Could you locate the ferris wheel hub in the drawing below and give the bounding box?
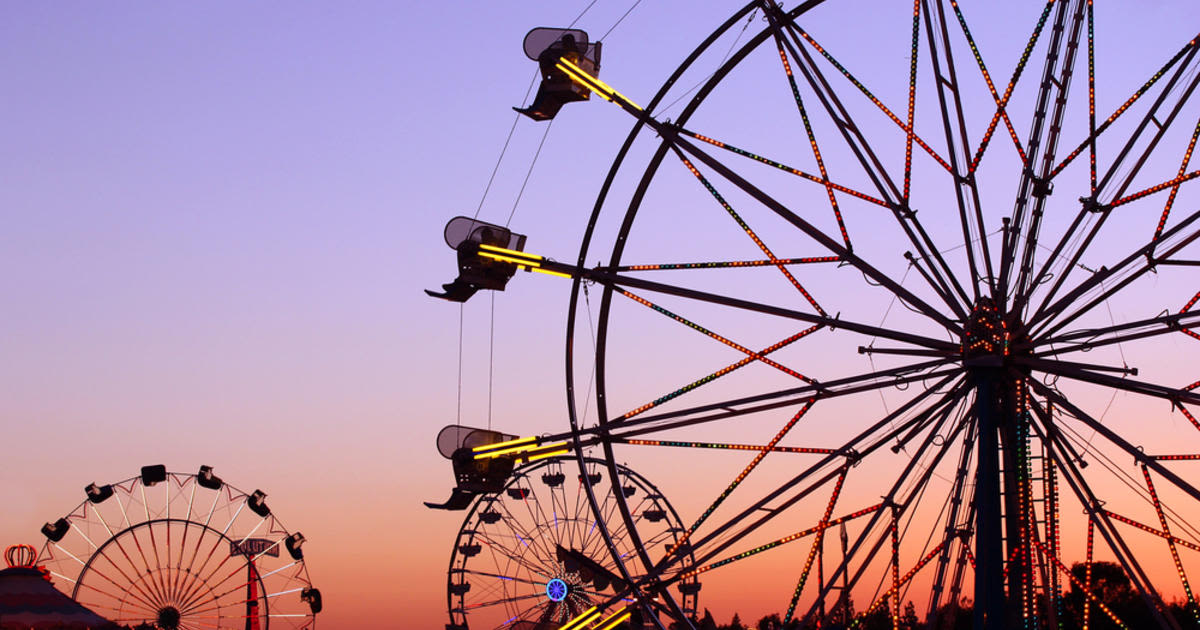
[962,298,1026,368]
[156,606,181,630]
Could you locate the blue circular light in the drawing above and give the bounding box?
[545,578,568,602]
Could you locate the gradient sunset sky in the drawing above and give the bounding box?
[5,2,1200,629]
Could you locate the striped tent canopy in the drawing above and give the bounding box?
[0,566,120,630]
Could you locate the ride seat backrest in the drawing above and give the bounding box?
[435,424,517,459]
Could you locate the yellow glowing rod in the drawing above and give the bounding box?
[527,448,571,462]
[477,250,572,279]
[559,606,601,630]
[472,436,535,453]
[595,609,633,630]
[556,58,643,111]
[474,442,540,459]
[479,243,542,261]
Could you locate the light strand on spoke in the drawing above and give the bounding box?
[1180,290,1200,341]
[903,0,920,200]
[1153,117,1200,249]
[791,26,954,174]
[614,287,816,384]
[769,37,852,249]
[622,439,834,455]
[1033,536,1128,630]
[677,503,883,580]
[953,0,1048,171]
[614,256,841,272]
[1101,510,1200,552]
[683,129,889,208]
[783,467,848,624]
[671,152,827,315]
[1109,168,1200,209]
[1085,518,1094,630]
[1086,0,1097,193]
[666,401,817,557]
[1141,464,1200,623]
[1051,35,1200,179]
[850,537,952,627]
[616,325,820,421]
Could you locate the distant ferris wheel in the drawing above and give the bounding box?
[38,465,321,630]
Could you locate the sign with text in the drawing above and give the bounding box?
[230,538,280,558]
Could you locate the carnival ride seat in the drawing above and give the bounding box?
[425,424,521,510]
[426,217,528,303]
[514,28,602,121]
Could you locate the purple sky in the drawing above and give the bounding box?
[4,2,1200,628]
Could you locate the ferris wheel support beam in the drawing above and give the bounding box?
[646,376,964,583]
[996,0,1075,304]
[925,415,977,627]
[970,370,1008,630]
[801,393,972,627]
[1012,0,1089,309]
[922,0,995,301]
[573,263,959,349]
[771,14,974,318]
[1022,205,1200,340]
[1034,309,1200,356]
[1021,40,1200,321]
[1029,401,1180,630]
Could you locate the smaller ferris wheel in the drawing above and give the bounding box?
[37,465,321,630]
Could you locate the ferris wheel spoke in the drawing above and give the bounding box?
[1029,378,1200,507]
[459,568,548,590]
[463,590,550,612]
[519,484,567,569]
[799,394,972,625]
[613,286,817,383]
[659,132,964,333]
[1026,206,1200,340]
[1036,420,1176,629]
[762,17,853,252]
[769,16,979,318]
[1048,32,1200,181]
[1028,357,1200,407]
[681,382,966,573]
[1024,186,1200,334]
[951,0,1041,172]
[675,128,889,210]
[483,510,561,579]
[666,147,828,316]
[1093,47,1200,205]
[606,362,958,450]
[1034,310,1200,357]
[613,324,821,423]
[1004,0,1088,306]
[925,414,978,619]
[485,506,559,579]
[920,0,995,301]
[177,540,250,614]
[588,266,958,349]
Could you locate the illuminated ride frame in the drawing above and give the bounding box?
[427,425,699,630]
[432,1,1200,629]
[37,465,321,630]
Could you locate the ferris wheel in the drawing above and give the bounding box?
[426,425,698,629]
[432,0,1200,628]
[37,465,321,630]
